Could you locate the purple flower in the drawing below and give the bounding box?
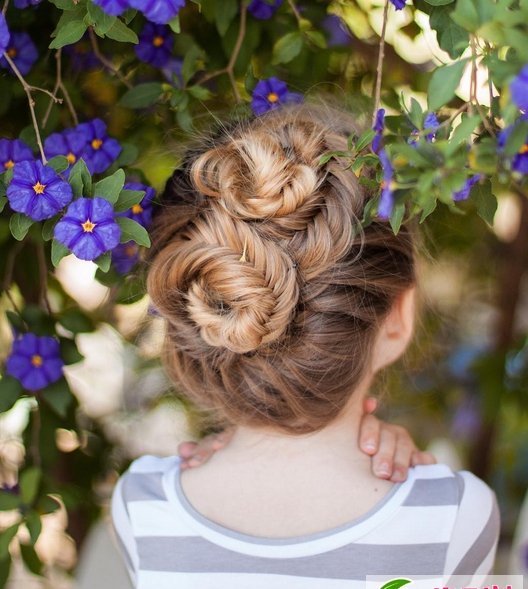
[112,241,139,274]
[77,119,122,175]
[135,23,174,68]
[129,0,186,25]
[0,31,38,76]
[378,149,394,219]
[247,0,283,19]
[54,197,121,261]
[453,174,482,201]
[498,122,528,174]
[162,57,183,87]
[92,0,129,16]
[372,108,385,154]
[6,333,64,391]
[250,77,302,115]
[424,112,439,141]
[0,139,33,171]
[0,15,10,55]
[44,127,90,178]
[117,182,155,229]
[321,15,351,48]
[14,0,42,7]
[510,65,528,113]
[7,160,73,221]
[64,35,100,71]
[389,0,406,9]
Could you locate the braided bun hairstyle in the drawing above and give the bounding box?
[147,105,416,434]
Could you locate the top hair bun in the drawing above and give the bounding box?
[191,126,321,228]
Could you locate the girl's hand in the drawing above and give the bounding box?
[178,398,436,481]
[358,398,436,482]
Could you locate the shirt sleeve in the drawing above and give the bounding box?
[443,470,500,584]
[111,474,140,587]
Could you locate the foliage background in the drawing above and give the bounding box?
[1,0,528,585]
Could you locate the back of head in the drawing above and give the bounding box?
[147,104,415,434]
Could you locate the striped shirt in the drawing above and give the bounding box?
[111,456,499,589]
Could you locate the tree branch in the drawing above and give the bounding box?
[43,49,78,128]
[287,0,303,24]
[88,27,133,89]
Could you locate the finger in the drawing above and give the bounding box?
[359,414,381,455]
[363,397,378,414]
[390,431,415,482]
[181,434,220,468]
[372,428,396,479]
[178,441,198,459]
[411,451,437,466]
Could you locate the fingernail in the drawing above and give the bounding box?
[391,469,404,481]
[376,462,391,476]
[363,439,377,452]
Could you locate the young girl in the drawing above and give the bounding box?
[111,105,499,588]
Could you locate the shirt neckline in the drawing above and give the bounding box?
[161,459,417,558]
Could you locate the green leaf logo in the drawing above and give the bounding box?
[379,579,413,589]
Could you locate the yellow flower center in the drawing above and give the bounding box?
[131,204,144,214]
[267,92,279,103]
[33,182,46,194]
[31,355,43,367]
[82,219,96,233]
[66,152,77,164]
[152,36,165,47]
[125,245,137,257]
[4,159,14,169]
[7,47,17,58]
[520,144,528,154]
[91,139,103,150]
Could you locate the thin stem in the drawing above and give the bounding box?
[43,49,78,128]
[3,53,50,164]
[30,402,42,469]
[2,0,9,15]
[373,0,390,126]
[195,4,247,102]
[469,36,495,137]
[445,102,470,128]
[287,0,303,23]
[89,27,133,89]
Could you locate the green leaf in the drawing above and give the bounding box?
[449,114,482,147]
[25,512,42,546]
[244,63,258,94]
[122,8,138,24]
[304,30,326,49]
[428,59,469,111]
[59,339,84,366]
[94,251,112,272]
[0,490,21,511]
[188,85,213,100]
[0,376,23,414]
[58,308,95,334]
[176,107,194,133]
[0,555,10,589]
[389,203,406,234]
[0,524,19,560]
[20,544,43,576]
[182,45,202,85]
[450,0,480,31]
[87,1,117,35]
[69,158,92,198]
[9,213,34,242]
[272,32,303,65]
[94,169,125,204]
[36,495,61,515]
[41,377,73,418]
[49,0,80,8]
[51,240,70,267]
[49,20,88,49]
[116,217,151,247]
[5,311,24,332]
[379,579,413,589]
[168,16,181,33]
[0,196,6,215]
[121,83,165,108]
[216,0,238,36]
[115,143,139,167]
[355,129,376,153]
[42,215,60,242]
[48,155,70,174]
[470,179,497,225]
[20,467,41,506]
[114,189,146,212]
[105,19,138,44]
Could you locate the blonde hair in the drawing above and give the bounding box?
[147,104,415,434]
